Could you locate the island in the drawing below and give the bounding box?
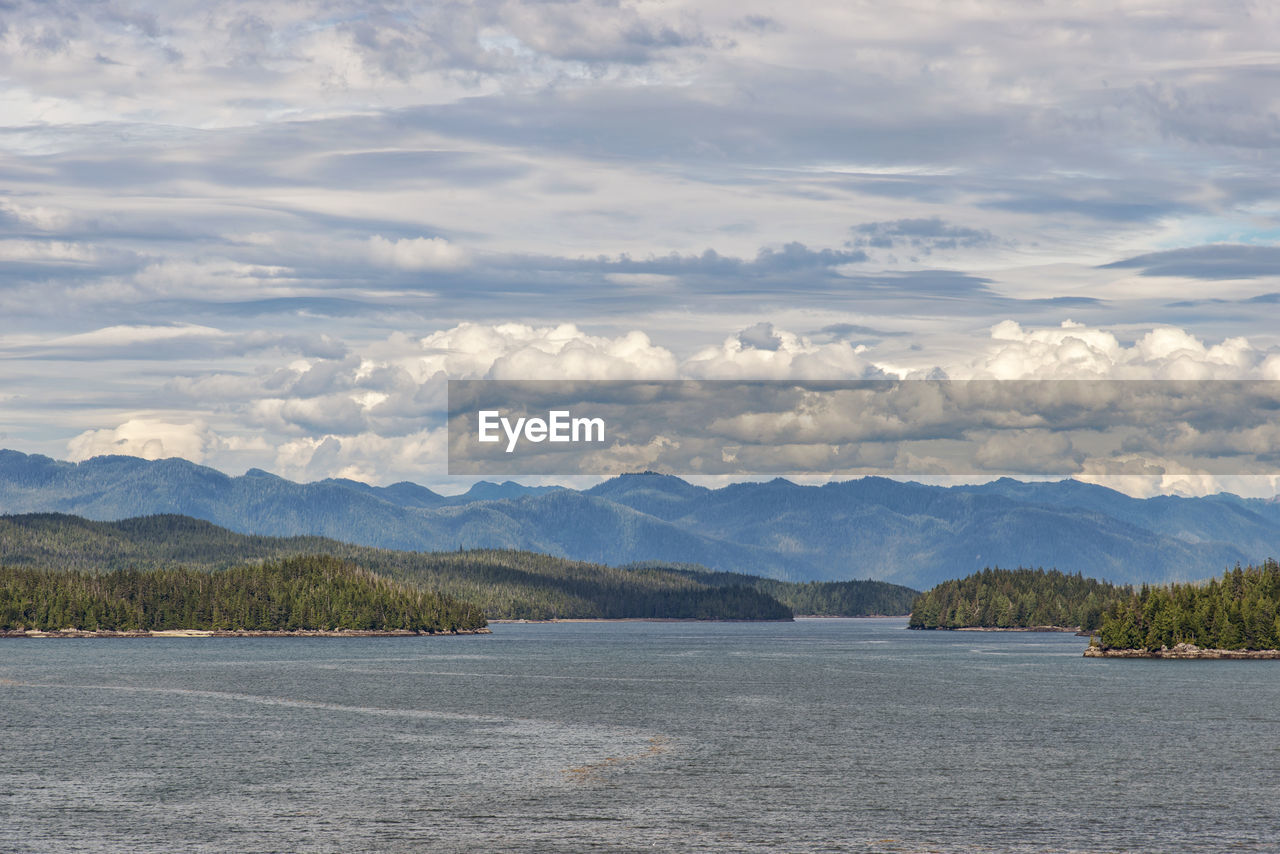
[1,555,488,636]
[1086,558,1280,658]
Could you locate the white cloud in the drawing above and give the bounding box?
[1074,457,1239,499]
[45,324,229,349]
[0,239,102,263]
[964,320,1275,380]
[603,273,680,289]
[64,319,1280,482]
[66,419,225,463]
[367,235,469,271]
[684,327,884,379]
[417,322,680,380]
[273,428,447,483]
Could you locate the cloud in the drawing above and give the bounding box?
[964,320,1275,380]
[1101,245,1280,279]
[849,217,996,253]
[817,323,909,340]
[0,324,346,361]
[424,323,680,381]
[66,419,226,463]
[603,272,679,288]
[738,321,783,351]
[273,429,446,483]
[684,326,887,380]
[367,235,469,271]
[450,371,1280,479]
[44,318,1280,494]
[973,430,1083,474]
[0,1,1275,496]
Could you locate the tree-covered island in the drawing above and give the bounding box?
[1,555,488,635]
[1086,559,1280,658]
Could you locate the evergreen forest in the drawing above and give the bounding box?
[0,555,487,633]
[630,562,918,616]
[0,512,917,622]
[908,567,1130,631]
[1096,559,1280,650]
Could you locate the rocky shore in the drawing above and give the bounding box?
[1,627,491,639]
[1084,642,1280,659]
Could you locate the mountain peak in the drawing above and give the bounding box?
[453,480,561,502]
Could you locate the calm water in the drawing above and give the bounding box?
[2,618,1278,853]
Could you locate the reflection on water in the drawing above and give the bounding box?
[2,618,1277,853]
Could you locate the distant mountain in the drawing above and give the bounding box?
[1,450,1277,588]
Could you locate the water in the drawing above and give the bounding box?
[2,618,1278,852]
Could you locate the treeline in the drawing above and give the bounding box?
[626,562,918,616]
[909,567,1129,631]
[0,555,487,633]
[1097,559,1280,651]
[0,514,793,621]
[743,578,916,617]
[367,551,792,621]
[0,513,339,573]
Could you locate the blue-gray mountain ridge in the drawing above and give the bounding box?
[1,449,1277,589]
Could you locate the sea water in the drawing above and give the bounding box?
[2,618,1277,852]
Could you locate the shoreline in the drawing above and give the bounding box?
[911,625,1086,634]
[793,614,908,619]
[486,615,906,624]
[1084,642,1280,659]
[486,617,796,624]
[0,627,491,639]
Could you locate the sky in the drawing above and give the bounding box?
[2,0,1279,496]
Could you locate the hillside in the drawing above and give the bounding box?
[629,562,917,616]
[3,450,1279,587]
[0,513,811,621]
[909,567,1131,631]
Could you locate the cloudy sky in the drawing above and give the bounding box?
[2,0,1279,494]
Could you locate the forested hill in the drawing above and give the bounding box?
[909,567,1132,631]
[5,450,1280,588]
[1,555,487,634]
[0,513,816,621]
[627,562,917,616]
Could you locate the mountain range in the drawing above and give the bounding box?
[1,449,1277,588]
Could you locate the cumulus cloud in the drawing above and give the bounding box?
[738,321,783,351]
[441,319,1280,485]
[965,320,1274,380]
[684,326,887,380]
[367,236,468,271]
[418,323,680,381]
[1072,458,1258,499]
[46,318,1280,494]
[66,419,227,463]
[273,428,447,484]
